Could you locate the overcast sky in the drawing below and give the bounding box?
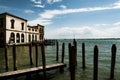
[1,0,120,39]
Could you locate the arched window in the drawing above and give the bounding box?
[11,19,15,29]
[32,34,34,42]
[35,35,37,41]
[28,34,31,42]
[21,34,24,42]
[16,33,20,43]
[10,32,15,43]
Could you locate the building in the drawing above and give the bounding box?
[0,12,44,46]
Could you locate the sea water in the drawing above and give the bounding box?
[46,39,120,80]
[0,39,120,80]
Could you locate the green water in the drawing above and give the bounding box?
[0,39,120,80]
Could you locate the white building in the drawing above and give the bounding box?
[0,12,44,46]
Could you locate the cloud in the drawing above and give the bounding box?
[38,0,120,20]
[45,22,120,39]
[24,10,35,13]
[29,0,120,26]
[60,5,67,9]
[31,0,42,4]
[34,4,45,8]
[47,0,62,4]
[31,0,45,8]
[28,18,52,26]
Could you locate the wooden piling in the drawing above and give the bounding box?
[68,43,71,70]
[12,44,17,71]
[61,43,65,63]
[60,43,65,73]
[56,41,59,61]
[93,45,98,80]
[110,44,117,80]
[35,44,38,67]
[41,43,47,80]
[4,45,8,71]
[82,43,86,69]
[73,39,77,66]
[29,43,33,66]
[70,46,76,80]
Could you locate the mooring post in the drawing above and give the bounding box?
[68,43,71,70]
[110,44,117,80]
[73,39,77,66]
[70,46,76,80]
[29,43,33,66]
[82,43,86,70]
[61,43,65,63]
[56,41,59,61]
[41,43,47,80]
[12,44,17,71]
[4,44,8,71]
[93,45,99,80]
[35,44,38,67]
[59,43,65,73]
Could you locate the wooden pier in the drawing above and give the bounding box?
[0,63,66,79]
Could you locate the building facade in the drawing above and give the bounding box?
[0,12,44,45]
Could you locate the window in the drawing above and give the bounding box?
[21,34,24,42]
[16,33,20,43]
[11,19,15,29]
[35,35,37,41]
[32,34,34,41]
[28,28,31,31]
[0,18,3,27]
[28,34,31,42]
[21,22,24,30]
[32,28,34,31]
[10,33,15,43]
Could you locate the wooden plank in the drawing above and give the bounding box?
[0,63,66,79]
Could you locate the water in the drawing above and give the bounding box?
[0,39,120,80]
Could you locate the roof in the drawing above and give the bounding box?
[0,12,27,22]
[27,24,44,28]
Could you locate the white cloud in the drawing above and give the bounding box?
[31,0,42,4]
[45,22,120,39]
[24,10,35,13]
[31,0,45,8]
[39,0,120,19]
[34,4,45,8]
[60,5,67,9]
[47,0,62,4]
[28,18,52,26]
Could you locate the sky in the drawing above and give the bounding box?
[0,0,120,39]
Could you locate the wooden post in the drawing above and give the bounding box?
[29,43,33,66]
[73,39,77,66]
[61,43,65,63]
[56,41,59,61]
[82,43,86,69]
[4,45,8,71]
[12,44,17,71]
[59,43,65,73]
[93,45,99,80]
[41,43,47,80]
[70,46,76,80]
[35,44,38,67]
[110,44,117,80]
[68,43,71,70]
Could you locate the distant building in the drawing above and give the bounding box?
[0,12,44,46]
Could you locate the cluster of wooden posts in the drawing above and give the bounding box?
[0,39,118,80]
[0,43,66,80]
[56,39,117,80]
